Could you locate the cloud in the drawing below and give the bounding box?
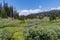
[17,5,43,15]
[18,9,43,15]
[51,7,60,10]
[18,6,60,15]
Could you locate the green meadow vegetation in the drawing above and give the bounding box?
[25,17,60,40]
[0,17,60,40]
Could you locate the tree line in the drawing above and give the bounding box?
[0,2,19,19]
[0,2,58,21]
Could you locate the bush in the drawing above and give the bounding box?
[1,29,13,40]
[49,13,56,21]
[25,26,60,40]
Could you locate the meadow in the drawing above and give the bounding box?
[0,17,60,40]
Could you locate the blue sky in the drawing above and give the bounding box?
[0,0,60,15]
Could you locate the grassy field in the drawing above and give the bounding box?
[0,17,60,40]
[0,19,29,40]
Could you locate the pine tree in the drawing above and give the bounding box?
[0,3,2,17]
[2,2,8,18]
[9,6,14,18]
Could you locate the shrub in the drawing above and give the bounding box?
[49,13,56,21]
[1,29,14,40]
[25,26,60,40]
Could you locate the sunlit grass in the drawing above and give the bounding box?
[0,17,60,40]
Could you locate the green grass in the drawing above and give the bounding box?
[0,19,29,40]
[0,17,60,40]
[0,27,25,40]
[5,27,25,40]
[0,18,31,27]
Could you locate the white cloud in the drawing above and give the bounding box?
[51,7,60,10]
[18,9,43,15]
[17,6,60,15]
[17,5,43,15]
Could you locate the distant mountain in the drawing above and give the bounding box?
[26,10,60,18]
